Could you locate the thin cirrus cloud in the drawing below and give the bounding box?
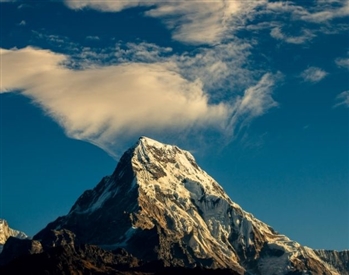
[270,27,315,44]
[334,91,349,108]
[265,0,349,23]
[300,67,328,83]
[1,47,278,157]
[115,40,253,97]
[335,57,349,69]
[298,0,349,22]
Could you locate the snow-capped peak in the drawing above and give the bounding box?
[34,137,347,274]
[0,219,28,253]
[133,136,227,198]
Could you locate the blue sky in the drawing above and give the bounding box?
[0,0,348,250]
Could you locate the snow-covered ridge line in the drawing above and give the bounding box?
[130,137,346,274]
[32,136,349,275]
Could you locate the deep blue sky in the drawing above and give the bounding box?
[1,0,348,250]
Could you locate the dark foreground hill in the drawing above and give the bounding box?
[0,229,239,275]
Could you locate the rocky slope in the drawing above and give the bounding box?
[0,219,27,253]
[0,228,239,275]
[27,137,349,274]
[314,250,349,275]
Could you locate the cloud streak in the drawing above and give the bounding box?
[227,73,279,136]
[298,0,349,22]
[1,47,277,157]
[265,0,349,23]
[334,91,349,108]
[270,27,315,44]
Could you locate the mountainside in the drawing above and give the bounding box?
[27,137,349,275]
[1,228,240,275]
[0,219,27,253]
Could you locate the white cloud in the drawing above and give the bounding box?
[270,27,315,44]
[176,42,253,94]
[239,73,278,118]
[62,0,348,45]
[265,1,304,14]
[144,1,252,45]
[1,47,278,157]
[298,0,349,22]
[18,20,26,26]
[334,91,349,108]
[115,42,172,63]
[335,57,349,69]
[266,0,349,23]
[300,67,328,83]
[115,40,253,97]
[63,0,266,45]
[63,1,148,12]
[227,73,279,135]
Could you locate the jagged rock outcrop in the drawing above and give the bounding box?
[0,228,239,275]
[0,236,43,266]
[30,137,349,274]
[314,250,349,275]
[0,229,77,266]
[0,219,27,253]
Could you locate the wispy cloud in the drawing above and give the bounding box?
[270,27,315,44]
[265,0,349,22]
[115,42,173,63]
[144,1,266,45]
[1,47,278,157]
[63,0,266,45]
[63,1,147,12]
[62,0,348,46]
[335,56,349,69]
[86,36,100,41]
[115,40,253,98]
[334,91,349,108]
[300,67,328,83]
[297,0,349,22]
[227,73,279,135]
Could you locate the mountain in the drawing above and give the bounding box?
[0,219,27,253]
[0,228,240,275]
[0,228,140,274]
[11,137,349,274]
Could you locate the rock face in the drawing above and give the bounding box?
[0,236,43,266]
[0,227,139,274]
[34,137,348,275]
[0,219,27,253]
[0,228,239,275]
[315,250,349,275]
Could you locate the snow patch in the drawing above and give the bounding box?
[0,218,28,247]
[116,227,137,247]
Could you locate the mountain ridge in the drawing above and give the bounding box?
[0,219,28,253]
[5,137,349,274]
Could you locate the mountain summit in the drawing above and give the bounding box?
[34,137,348,275]
[0,219,27,253]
